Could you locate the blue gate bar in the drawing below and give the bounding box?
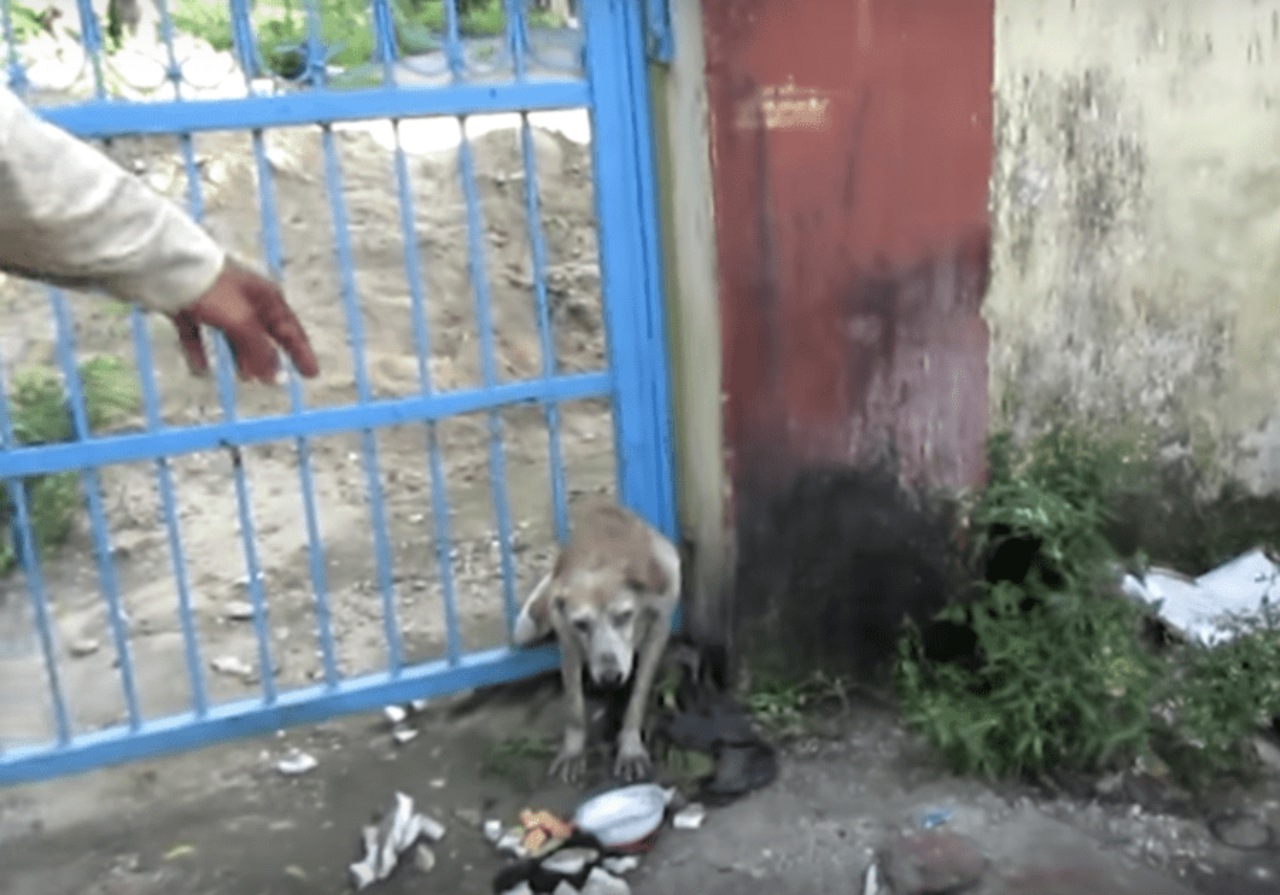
[443,0,466,78]
[519,114,570,545]
[128,304,208,717]
[0,372,610,480]
[581,0,677,538]
[505,0,529,80]
[319,125,404,673]
[0,642,560,786]
[245,130,341,687]
[390,119,464,665]
[71,0,106,99]
[0,349,72,746]
[50,292,143,730]
[370,0,399,86]
[32,81,589,140]
[457,123,519,640]
[0,0,678,787]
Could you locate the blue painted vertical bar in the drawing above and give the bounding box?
[153,0,187,99]
[48,291,142,729]
[127,305,207,716]
[370,0,399,85]
[248,130,340,687]
[390,121,463,665]
[178,131,277,706]
[227,0,261,89]
[443,0,465,78]
[71,0,106,98]
[505,0,527,80]
[456,126,519,639]
[318,125,403,673]
[0,350,71,744]
[518,115,569,545]
[579,0,677,538]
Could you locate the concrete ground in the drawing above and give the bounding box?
[2,674,1279,895]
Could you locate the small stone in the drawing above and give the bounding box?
[1209,813,1273,850]
[225,600,256,620]
[275,750,318,776]
[484,819,504,843]
[501,884,534,895]
[391,725,418,745]
[553,882,580,895]
[879,831,986,895]
[543,847,598,877]
[414,844,436,873]
[384,705,408,725]
[428,777,446,788]
[1253,736,1280,775]
[602,855,639,875]
[69,638,100,658]
[211,656,253,679]
[581,867,630,895]
[672,803,705,830]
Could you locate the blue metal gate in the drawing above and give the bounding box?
[0,0,675,786]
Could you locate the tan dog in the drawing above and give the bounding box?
[514,502,680,783]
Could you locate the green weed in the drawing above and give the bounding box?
[480,733,556,790]
[0,356,140,574]
[746,671,850,740]
[169,0,564,79]
[895,424,1280,790]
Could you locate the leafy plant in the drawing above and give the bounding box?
[0,356,140,574]
[746,671,850,740]
[6,2,51,43]
[896,423,1280,790]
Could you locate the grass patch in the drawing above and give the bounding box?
[480,733,557,791]
[169,0,564,79]
[894,425,1280,792]
[0,356,139,574]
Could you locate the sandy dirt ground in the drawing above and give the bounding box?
[0,106,615,747]
[3,682,1280,895]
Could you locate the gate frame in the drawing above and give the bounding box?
[0,0,678,786]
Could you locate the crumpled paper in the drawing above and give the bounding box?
[350,791,446,890]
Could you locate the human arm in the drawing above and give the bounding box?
[0,87,317,382]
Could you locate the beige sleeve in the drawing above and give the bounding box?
[0,87,226,314]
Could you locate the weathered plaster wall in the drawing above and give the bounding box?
[989,0,1280,488]
[650,0,731,648]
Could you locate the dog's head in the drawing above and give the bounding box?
[551,566,645,687]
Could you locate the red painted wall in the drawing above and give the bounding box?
[703,0,993,498]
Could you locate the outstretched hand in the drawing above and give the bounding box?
[172,260,319,384]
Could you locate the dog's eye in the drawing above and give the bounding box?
[572,618,591,634]
[612,610,634,627]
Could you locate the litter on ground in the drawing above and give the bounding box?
[1121,546,1280,646]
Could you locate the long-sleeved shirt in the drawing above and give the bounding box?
[0,86,225,315]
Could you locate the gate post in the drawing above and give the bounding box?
[580,0,678,539]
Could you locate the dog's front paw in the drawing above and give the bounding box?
[549,748,587,783]
[613,729,653,782]
[549,727,588,783]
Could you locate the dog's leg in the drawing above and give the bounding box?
[614,608,674,781]
[549,638,588,783]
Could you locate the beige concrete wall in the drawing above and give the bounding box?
[988,0,1280,489]
[650,0,731,646]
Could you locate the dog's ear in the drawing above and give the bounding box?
[625,552,669,596]
[513,574,556,646]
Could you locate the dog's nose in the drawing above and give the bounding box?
[597,668,623,686]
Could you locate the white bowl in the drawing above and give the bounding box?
[572,784,668,848]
